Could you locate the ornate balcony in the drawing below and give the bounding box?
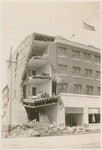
[23,95,60,108]
[27,55,48,68]
[23,74,52,85]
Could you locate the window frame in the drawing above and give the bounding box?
[58,64,67,75]
[58,47,67,58]
[72,50,80,60]
[86,86,93,95]
[58,83,68,93]
[85,69,92,78]
[97,87,101,96]
[74,84,82,94]
[88,108,100,124]
[94,55,100,64]
[96,71,100,79]
[84,53,92,62]
[73,66,81,77]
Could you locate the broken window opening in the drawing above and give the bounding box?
[32,87,36,96]
[34,35,54,42]
[89,113,100,123]
[52,81,57,95]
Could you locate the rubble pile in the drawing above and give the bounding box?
[2,121,100,138]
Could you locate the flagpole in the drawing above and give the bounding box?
[69,5,100,40]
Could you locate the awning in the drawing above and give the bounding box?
[88,108,100,114]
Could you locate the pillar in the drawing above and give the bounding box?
[57,104,65,125]
[83,107,89,125]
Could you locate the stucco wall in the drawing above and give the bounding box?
[61,93,100,108]
[61,93,100,125]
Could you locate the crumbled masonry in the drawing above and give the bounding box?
[2,120,100,138]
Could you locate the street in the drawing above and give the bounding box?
[1,133,100,149]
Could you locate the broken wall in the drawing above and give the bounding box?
[3,34,34,127]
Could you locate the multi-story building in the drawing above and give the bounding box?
[2,32,101,128]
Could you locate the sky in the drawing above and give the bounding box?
[0,1,101,89]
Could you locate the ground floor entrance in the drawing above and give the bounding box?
[65,113,83,126]
[65,107,83,126]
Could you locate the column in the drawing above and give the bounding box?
[57,104,65,125]
[83,107,89,125]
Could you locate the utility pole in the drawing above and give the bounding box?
[6,47,16,133]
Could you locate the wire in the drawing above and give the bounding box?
[69,5,100,40]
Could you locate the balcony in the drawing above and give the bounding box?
[23,95,60,108]
[23,74,52,85]
[27,54,48,68]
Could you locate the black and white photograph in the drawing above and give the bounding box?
[0,0,101,149]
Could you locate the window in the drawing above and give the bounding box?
[73,67,81,76]
[96,71,100,79]
[58,83,68,93]
[97,87,101,96]
[95,55,100,64]
[58,65,67,74]
[28,69,36,77]
[74,84,82,94]
[88,109,100,123]
[58,47,67,57]
[85,69,92,78]
[72,50,80,59]
[84,53,91,62]
[86,86,93,95]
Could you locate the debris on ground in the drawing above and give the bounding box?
[2,120,100,138]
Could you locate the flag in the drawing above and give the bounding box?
[83,21,96,31]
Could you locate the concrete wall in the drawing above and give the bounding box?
[47,43,57,73]
[38,80,52,96]
[57,105,65,125]
[3,35,33,126]
[39,111,50,124]
[61,93,100,108]
[46,104,59,123]
[38,63,51,76]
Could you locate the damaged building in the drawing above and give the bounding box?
[2,32,101,129]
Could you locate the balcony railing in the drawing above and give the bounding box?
[23,74,52,85]
[23,95,60,108]
[27,54,48,68]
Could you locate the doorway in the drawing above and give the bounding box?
[65,113,83,126]
[32,87,36,96]
[52,81,57,95]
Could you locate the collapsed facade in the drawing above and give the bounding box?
[2,33,101,128]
